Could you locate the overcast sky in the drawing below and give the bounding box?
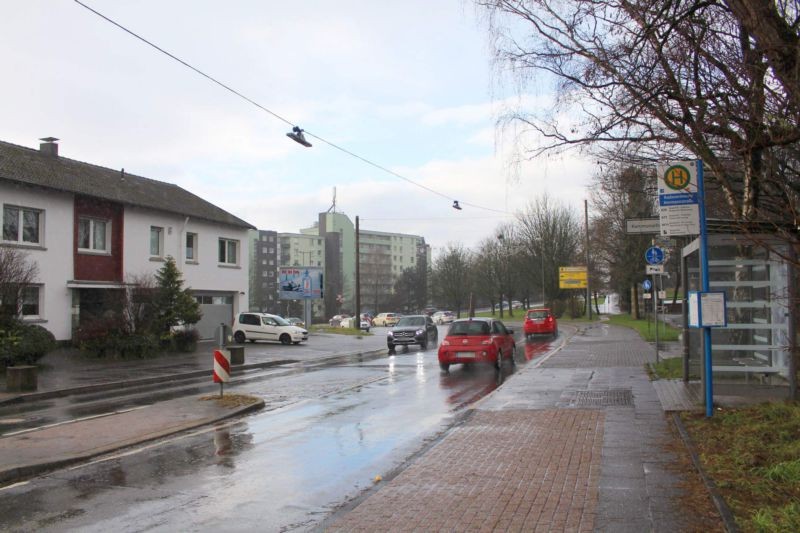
[1,0,592,252]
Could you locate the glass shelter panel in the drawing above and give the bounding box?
[684,236,790,383]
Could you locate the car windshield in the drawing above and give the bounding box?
[396,316,425,327]
[267,316,290,326]
[527,311,549,319]
[448,321,491,336]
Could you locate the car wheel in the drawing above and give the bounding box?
[554,328,558,337]
[439,362,450,372]
[234,331,246,344]
[420,339,428,350]
[280,334,291,345]
[495,350,503,370]
[510,345,517,366]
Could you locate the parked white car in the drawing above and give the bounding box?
[432,311,455,325]
[233,312,308,345]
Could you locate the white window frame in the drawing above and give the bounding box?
[186,232,198,262]
[149,226,164,258]
[78,217,111,254]
[2,205,43,245]
[21,285,42,320]
[218,238,239,265]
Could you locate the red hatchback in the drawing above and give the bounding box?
[523,308,558,339]
[437,318,517,372]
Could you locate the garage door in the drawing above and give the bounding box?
[194,294,234,340]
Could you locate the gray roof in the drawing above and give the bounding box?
[0,140,255,229]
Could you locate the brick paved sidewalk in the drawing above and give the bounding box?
[329,409,604,532]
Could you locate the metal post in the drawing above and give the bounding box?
[653,273,659,363]
[355,216,361,327]
[788,244,797,400]
[681,249,690,382]
[585,199,592,319]
[696,160,714,417]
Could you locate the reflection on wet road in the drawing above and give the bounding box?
[0,335,559,532]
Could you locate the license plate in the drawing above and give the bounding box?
[456,352,475,358]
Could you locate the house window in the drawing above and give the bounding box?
[3,205,42,245]
[150,226,164,257]
[218,238,238,265]
[186,232,198,261]
[78,217,109,252]
[21,286,41,319]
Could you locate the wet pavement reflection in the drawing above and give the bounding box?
[0,336,560,532]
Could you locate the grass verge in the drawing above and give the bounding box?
[681,402,800,532]
[607,313,681,342]
[310,325,372,336]
[650,356,685,379]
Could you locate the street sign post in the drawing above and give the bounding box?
[625,218,661,234]
[559,266,587,289]
[657,161,700,236]
[645,246,665,265]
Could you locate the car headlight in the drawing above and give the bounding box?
[415,329,424,335]
[387,331,394,337]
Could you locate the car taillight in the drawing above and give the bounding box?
[481,339,491,345]
[442,339,450,346]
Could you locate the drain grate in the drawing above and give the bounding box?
[572,389,634,407]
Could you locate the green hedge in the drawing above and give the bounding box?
[0,322,56,368]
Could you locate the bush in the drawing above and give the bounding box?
[0,322,56,368]
[165,328,199,353]
[79,332,158,359]
[74,316,159,359]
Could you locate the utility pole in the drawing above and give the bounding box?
[585,199,592,319]
[355,216,361,327]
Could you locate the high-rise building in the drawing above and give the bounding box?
[249,211,430,322]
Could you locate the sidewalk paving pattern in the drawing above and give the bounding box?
[327,323,717,532]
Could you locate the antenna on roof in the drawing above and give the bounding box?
[327,187,337,213]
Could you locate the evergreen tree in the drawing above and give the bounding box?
[153,256,202,333]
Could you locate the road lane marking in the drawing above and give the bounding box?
[2,405,150,437]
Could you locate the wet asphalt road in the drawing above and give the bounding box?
[0,334,560,532]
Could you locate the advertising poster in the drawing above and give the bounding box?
[278,267,324,300]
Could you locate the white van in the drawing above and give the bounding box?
[232,313,308,345]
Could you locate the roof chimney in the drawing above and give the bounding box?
[39,137,59,157]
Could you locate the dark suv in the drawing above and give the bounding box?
[388,315,438,352]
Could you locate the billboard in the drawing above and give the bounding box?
[559,266,588,289]
[278,267,324,300]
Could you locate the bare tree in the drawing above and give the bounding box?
[515,195,582,311]
[0,247,39,323]
[477,0,800,223]
[432,244,473,317]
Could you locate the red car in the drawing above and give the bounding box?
[437,318,517,372]
[523,308,558,339]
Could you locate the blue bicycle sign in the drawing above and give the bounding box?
[645,246,665,265]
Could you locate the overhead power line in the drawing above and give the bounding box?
[73,0,512,215]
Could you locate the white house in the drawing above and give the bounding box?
[0,138,254,340]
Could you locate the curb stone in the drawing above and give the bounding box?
[671,412,740,533]
[0,397,265,486]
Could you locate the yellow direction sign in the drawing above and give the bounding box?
[559,266,587,289]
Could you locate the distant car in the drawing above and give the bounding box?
[360,313,373,326]
[360,318,371,332]
[432,311,455,325]
[285,317,305,328]
[437,318,516,372]
[523,308,557,338]
[373,312,400,327]
[388,315,438,352]
[233,312,308,345]
[329,314,350,327]
[512,300,523,309]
